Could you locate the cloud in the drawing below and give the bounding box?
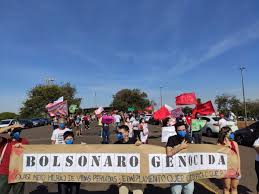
[169,22,259,76]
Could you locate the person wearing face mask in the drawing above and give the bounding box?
[166,121,193,194]
[57,131,81,194]
[114,125,143,194]
[114,125,138,144]
[0,125,29,194]
[139,118,149,144]
[124,117,133,138]
[161,117,177,143]
[217,127,241,194]
[51,120,72,144]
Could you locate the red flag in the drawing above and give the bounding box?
[145,106,153,111]
[154,106,171,120]
[175,93,197,105]
[192,101,215,117]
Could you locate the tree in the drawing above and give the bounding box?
[215,94,241,115]
[246,99,259,118]
[110,89,151,112]
[0,112,19,120]
[20,83,81,118]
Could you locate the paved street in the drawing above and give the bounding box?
[4,122,257,194]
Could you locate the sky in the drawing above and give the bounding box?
[1,0,259,113]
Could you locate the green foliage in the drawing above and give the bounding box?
[215,94,242,115]
[20,83,81,118]
[215,94,246,115]
[0,112,19,120]
[246,99,259,118]
[111,89,151,112]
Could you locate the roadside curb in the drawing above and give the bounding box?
[196,180,218,194]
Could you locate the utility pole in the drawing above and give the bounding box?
[160,86,163,108]
[240,66,248,127]
[94,91,97,108]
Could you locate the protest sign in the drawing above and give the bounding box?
[171,108,184,118]
[95,107,104,115]
[9,144,238,184]
[161,126,177,143]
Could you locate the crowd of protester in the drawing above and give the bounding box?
[1,109,258,194]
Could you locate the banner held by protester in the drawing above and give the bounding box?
[9,144,238,184]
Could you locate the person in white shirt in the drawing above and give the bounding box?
[254,137,259,194]
[114,113,122,130]
[139,118,149,144]
[51,120,72,144]
[219,114,228,130]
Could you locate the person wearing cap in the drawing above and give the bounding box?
[51,119,72,144]
[0,125,29,194]
[58,131,80,194]
[166,121,193,194]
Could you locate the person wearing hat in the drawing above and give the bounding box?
[166,121,194,194]
[58,131,81,194]
[0,124,29,194]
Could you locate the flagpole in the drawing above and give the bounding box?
[240,66,248,127]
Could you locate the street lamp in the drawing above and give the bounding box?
[240,66,248,127]
[160,86,163,108]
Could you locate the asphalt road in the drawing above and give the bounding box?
[3,122,257,194]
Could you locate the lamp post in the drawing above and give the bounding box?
[240,66,248,127]
[160,86,163,108]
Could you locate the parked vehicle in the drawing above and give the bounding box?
[148,116,160,125]
[0,119,18,128]
[18,119,33,128]
[234,121,259,146]
[39,118,51,125]
[31,118,45,127]
[42,118,51,125]
[200,116,238,137]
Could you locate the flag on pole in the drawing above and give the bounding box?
[154,105,171,120]
[145,106,153,111]
[176,93,197,105]
[192,100,215,117]
[46,100,68,117]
